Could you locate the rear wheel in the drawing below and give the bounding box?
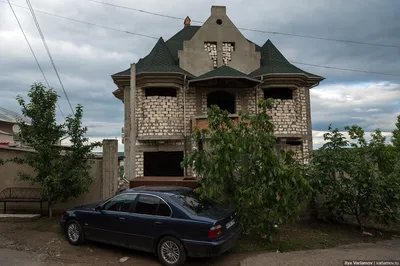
[157,236,187,266]
[66,220,85,245]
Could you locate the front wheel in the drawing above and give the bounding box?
[66,220,85,245]
[157,236,187,266]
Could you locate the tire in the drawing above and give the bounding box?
[66,220,85,245]
[157,236,187,266]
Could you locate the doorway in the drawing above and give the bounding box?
[143,151,184,176]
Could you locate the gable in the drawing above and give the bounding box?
[177,6,261,76]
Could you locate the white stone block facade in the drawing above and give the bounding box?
[132,84,313,177]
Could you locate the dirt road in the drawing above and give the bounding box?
[241,239,400,266]
[0,218,249,266]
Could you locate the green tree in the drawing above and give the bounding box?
[182,99,311,238]
[11,83,101,217]
[392,115,400,152]
[311,124,400,229]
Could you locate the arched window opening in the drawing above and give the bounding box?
[207,91,235,113]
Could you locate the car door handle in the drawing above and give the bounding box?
[119,217,126,222]
[154,221,162,226]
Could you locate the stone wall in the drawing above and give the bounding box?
[264,88,308,135]
[137,88,184,138]
[201,91,207,115]
[303,139,311,163]
[0,140,118,214]
[284,144,303,161]
[135,152,144,177]
[245,87,257,114]
[139,96,183,137]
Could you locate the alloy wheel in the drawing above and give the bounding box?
[161,240,180,264]
[67,223,80,243]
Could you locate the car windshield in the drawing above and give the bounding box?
[171,191,218,216]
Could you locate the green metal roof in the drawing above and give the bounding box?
[112,27,323,80]
[189,66,261,87]
[190,66,252,80]
[250,40,322,78]
[112,26,200,77]
[112,37,193,76]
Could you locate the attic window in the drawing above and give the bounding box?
[145,87,176,97]
[264,88,293,100]
[216,19,222,25]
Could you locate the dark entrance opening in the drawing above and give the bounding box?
[144,151,184,176]
[207,91,235,113]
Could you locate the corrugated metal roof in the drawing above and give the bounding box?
[0,107,30,124]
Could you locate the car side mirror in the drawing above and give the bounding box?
[95,205,103,212]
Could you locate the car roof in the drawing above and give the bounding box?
[123,185,193,196]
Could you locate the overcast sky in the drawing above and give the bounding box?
[1,0,399,151]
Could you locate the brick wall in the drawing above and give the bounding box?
[137,88,184,137]
[135,152,144,177]
[246,88,257,114]
[263,88,308,135]
[284,144,303,161]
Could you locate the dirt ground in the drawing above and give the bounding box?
[0,217,252,266]
[0,217,399,266]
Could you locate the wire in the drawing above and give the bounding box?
[2,0,400,77]
[87,0,400,49]
[25,0,74,115]
[6,0,65,119]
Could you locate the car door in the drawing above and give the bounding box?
[125,194,173,252]
[85,193,137,247]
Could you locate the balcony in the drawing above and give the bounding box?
[192,114,240,130]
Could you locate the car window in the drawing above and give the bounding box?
[171,192,217,215]
[103,194,137,212]
[157,200,171,217]
[133,194,160,215]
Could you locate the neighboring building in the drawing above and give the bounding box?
[0,107,30,146]
[111,6,324,181]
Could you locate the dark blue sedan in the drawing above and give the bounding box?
[60,186,241,265]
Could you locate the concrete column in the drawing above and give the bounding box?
[130,64,137,179]
[102,139,118,199]
[305,88,313,152]
[123,85,131,180]
[217,41,223,67]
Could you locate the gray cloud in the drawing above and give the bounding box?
[1,0,399,151]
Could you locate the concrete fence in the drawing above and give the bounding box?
[0,139,119,215]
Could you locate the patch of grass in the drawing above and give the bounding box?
[233,220,399,253]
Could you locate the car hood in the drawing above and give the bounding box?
[72,202,102,210]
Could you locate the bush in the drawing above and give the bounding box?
[310,124,400,229]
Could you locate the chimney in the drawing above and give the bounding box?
[184,16,191,27]
[211,6,226,16]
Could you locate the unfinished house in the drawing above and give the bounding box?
[111,6,324,186]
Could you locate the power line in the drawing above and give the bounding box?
[6,0,65,119]
[25,0,75,115]
[87,0,400,49]
[2,0,400,77]
[290,61,400,77]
